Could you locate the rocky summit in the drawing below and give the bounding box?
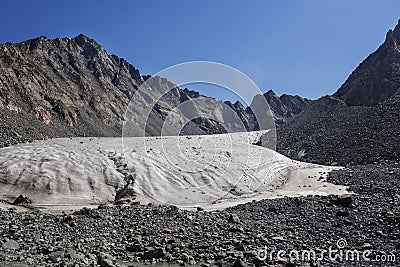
[263,90,312,125]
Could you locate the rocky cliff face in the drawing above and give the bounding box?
[334,19,400,106]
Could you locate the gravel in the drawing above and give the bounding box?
[276,96,400,166]
[0,162,399,266]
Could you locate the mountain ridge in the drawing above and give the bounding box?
[0,34,309,147]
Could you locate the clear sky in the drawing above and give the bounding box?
[1,0,400,102]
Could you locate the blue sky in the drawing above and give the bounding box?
[1,0,400,102]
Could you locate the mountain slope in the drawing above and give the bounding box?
[334,20,400,106]
[0,34,140,141]
[277,20,400,165]
[0,35,244,145]
[0,34,309,147]
[277,96,400,165]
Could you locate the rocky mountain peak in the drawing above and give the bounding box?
[261,90,311,125]
[73,33,104,54]
[392,19,400,35]
[74,33,94,43]
[222,100,247,118]
[264,90,278,98]
[0,34,147,137]
[384,19,400,47]
[233,100,245,110]
[334,19,400,106]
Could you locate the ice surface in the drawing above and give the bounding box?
[0,131,348,209]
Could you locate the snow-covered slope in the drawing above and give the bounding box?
[0,131,347,208]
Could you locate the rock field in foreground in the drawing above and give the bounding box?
[0,162,399,267]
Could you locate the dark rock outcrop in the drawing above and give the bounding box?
[12,194,32,205]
